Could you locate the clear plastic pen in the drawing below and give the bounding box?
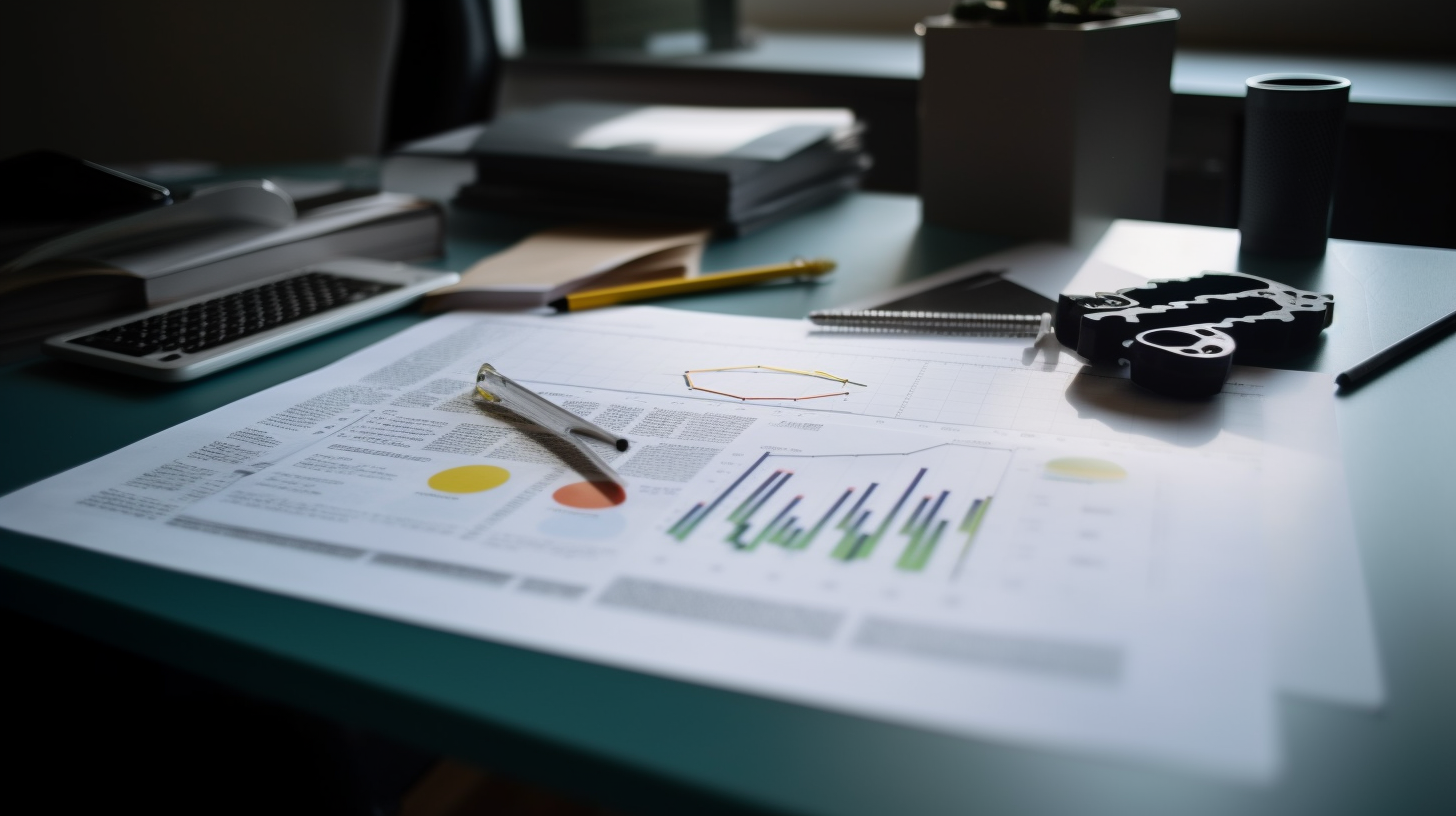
[474,363,628,483]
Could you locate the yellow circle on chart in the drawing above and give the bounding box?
[1044,457,1127,482]
[428,465,511,493]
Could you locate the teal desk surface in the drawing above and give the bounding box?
[2,160,1454,816]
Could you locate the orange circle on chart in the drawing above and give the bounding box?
[553,481,627,509]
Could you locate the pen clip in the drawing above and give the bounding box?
[475,363,629,484]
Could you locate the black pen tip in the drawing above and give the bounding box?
[548,298,568,312]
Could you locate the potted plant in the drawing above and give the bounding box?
[918,1,1180,246]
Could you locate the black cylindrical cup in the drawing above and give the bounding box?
[1238,74,1350,258]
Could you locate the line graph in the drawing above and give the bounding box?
[475,312,1266,454]
[682,364,868,402]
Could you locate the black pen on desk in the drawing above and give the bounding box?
[1336,305,1456,393]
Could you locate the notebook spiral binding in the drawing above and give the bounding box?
[808,310,1053,339]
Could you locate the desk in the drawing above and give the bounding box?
[2,160,1454,816]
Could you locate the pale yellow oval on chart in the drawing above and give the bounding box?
[1044,458,1127,483]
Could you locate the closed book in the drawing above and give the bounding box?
[455,167,863,237]
[423,224,708,311]
[457,103,868,232]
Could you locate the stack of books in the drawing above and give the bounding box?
[451,103,870,236]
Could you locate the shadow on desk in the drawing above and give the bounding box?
[4,606,434,816]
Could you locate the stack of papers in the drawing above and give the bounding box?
[0,306,1380,780]
[454,103,870,236]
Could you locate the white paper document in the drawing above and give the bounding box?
[570,106,855,159]
[2,307,1353,779]
[847,237,1383,708]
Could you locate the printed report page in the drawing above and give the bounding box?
[1,308,1341,778]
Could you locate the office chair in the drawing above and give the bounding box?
[386,0,502,149]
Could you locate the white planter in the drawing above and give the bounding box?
[919,8,1179,245]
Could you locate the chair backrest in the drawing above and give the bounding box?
[387,0,501,149]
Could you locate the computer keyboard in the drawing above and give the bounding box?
[46,258,458,381]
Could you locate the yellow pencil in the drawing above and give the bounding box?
[548,258,836,312]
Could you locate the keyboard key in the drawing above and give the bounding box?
[69,271,401,357]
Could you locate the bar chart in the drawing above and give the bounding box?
[667,443,1008,575]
